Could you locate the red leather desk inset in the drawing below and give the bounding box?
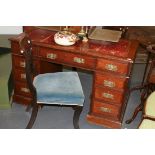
[10,28,138,128]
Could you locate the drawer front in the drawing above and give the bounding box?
[92,101,121,120]
[40,48,61,62]
[13,56,26,68]
[96,58,129,75]
[95,73,128,90]
[14,82,31,97]
[11,42,38,56]
[63,53,96,69]
[12,55,39,71]
[94,87,124,104]
[39,48,96,69]
[14,69,26,82]
[13,94,32,105]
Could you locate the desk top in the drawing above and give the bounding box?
[10,28,139,62]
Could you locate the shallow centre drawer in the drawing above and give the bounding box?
[40,48,61,61]
[62,52,96,69]
[95,73,128,90]
[39,48,96,69]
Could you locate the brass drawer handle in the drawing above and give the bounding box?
[21,87,30,93]
[73,57,85,64]
[103,80,115,88]
[21,73,26,79]
[105,64,118,72]
[20,61,25,68]
[47,53,57,59]
[100,107,111,113]
[102,92,114,99]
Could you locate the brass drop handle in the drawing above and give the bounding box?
[21,73,26,79]
[105,64,118,72]
[21,87,30,93]
[103,80,115,88]
[100,107,111,113]
[20,61,25,68]
[102,92,114,99]
[73,57,85,64]
[47,53,57,59]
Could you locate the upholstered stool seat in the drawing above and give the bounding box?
[33,72,85,106]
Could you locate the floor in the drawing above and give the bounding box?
[0,63,146,129]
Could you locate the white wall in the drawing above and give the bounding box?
[0,26,22,34]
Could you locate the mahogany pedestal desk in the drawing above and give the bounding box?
[10,29,138,128]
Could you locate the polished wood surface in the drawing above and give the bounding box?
[95,72,128,90]
[10,27,138,128]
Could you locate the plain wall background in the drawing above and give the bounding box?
[0,26,22,34]
[0,26,23,48]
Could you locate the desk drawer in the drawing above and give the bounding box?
[94,87,124,104]
[63,53,96,69]
[13,94,32,105]
[40,48,61,62]
[40,48,96,69]
[14,69,26,82]
[14,82,31,97]
[11,42,38,55]
[96,58,129,75]
[12,55,39,70]
[95,73,128,90]
[13,56,26,68]
[92,101,121,120]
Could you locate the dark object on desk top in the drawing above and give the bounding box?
[127,27,155,47]
[88,28,122,43]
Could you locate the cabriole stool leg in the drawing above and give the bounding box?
[26,104,39,129]
[73,106,83,129]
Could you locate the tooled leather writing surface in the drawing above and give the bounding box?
[26,29,133,60]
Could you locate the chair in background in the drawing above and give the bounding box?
[126,44,155,124]
[139,91,155,128]
[19,33,85,129]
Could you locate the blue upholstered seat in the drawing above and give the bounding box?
[33,72,84,106]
